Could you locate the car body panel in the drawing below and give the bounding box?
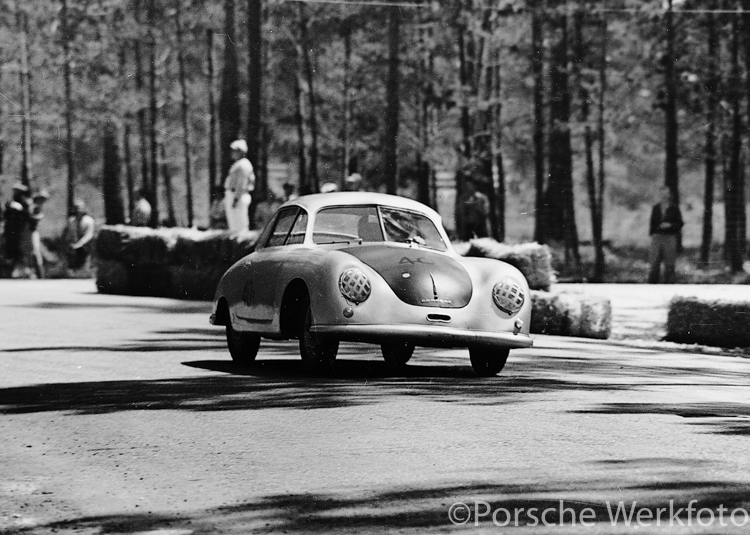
[211,192,532,351]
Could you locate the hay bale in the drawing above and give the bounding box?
[95,225,260,299]
[171,229,227,269]
[95,258,129,295]
[531,290,612,339]
[530,291,568,335]
[96,225,173,265]
[169,266,228,300]
[666,296,750,347]
[558,293,612,339]
[465,238,553,291]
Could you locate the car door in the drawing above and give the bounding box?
[236,207,308,324]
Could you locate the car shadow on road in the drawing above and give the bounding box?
[32,478,750,535]
[3,333,747,418]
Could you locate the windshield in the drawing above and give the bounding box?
[313,205,446,251]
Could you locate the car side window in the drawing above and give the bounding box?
[265,208,299,247]
[286,211,308,245]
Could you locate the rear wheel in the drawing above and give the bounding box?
[469,347,510,377]
[226,323,261,364]
[381,341,415,367]
[299,298,339,370]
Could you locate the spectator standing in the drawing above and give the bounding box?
[648,185,684,283]
[3,183,31,277]
[130,188,152,227]
[28,190,49,279]
[67,199,96,270]
[459,177,490,241]
[223,139,255,231]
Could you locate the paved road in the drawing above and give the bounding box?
[1,280,749,534]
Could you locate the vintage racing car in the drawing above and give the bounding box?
[210,192,532,375]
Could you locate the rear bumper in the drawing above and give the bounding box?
[311,324,533,349]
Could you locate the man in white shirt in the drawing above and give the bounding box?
[223,139,255,231]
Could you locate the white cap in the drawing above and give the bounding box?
[320,182,339,193]
[230,139,248,153]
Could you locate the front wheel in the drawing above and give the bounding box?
[381,341,415,367]
[469,347,510,377]
[226,323,261,364]
[299,299,339,370]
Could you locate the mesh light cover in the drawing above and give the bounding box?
[339,268,372,304]
[492,278,525,316]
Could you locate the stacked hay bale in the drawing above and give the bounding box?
[666,296,750,347]
[465,238,611,339]
[530,290,612,339]
[96,226,259,300]
[466,238,553,291]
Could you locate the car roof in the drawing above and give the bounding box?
[282,192,442,221]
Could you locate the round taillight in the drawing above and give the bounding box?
[492,278,525,316]
[339,268,371,304]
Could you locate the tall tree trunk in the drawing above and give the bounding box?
[160,143,177,227]
[119,47,135,217]
[18,8,33,190]
[134,1,150,197]
[175,0,194,227]
[574,9,602,280]
[207,29,218,205]
[383,5,401,194]
[476,6,496,239]
[0,66,5,174]
[546,6,579,266]
[294,54,308,193]
[595,13,608,282]
[247,0,263,200]
[123,123,135,218]
[102,123,125,225]
[148,0,159,228]
[61,0,75,214]
[726,6,743,272]
[298,3,319,192]
[701,5,719,267]
[455,1,471,237]
[416,11,433,207]
[493,39,505,242]
[219,0,242,179]
[531,0,546,243]
[341,22,352,189]
[664,0,679,198]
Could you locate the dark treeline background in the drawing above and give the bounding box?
[1,0,749,277]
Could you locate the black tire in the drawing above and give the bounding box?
[381,341,415,367]
[299,298,339,370]
[226,323,261,364]
[469,347,510,377]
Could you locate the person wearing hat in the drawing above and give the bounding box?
[28,189,50,278]
[223,139,255,231]
[3,183,31,276]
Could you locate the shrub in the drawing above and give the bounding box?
[666,296,750,347]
